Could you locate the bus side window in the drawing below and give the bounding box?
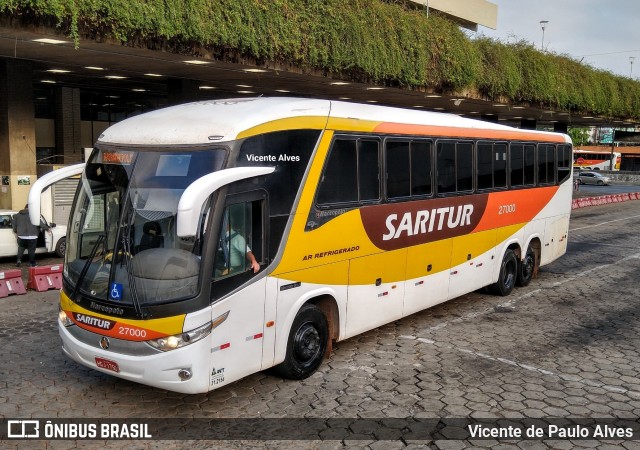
[557,145,572,184]
[212,199,264,298]
[316,137,380,206]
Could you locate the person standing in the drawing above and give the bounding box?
[12,205,41,267]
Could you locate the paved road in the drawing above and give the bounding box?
[2,200,640,449]
[575,183,640,196]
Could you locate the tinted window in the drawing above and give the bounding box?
[411,141,432,196]
[457,142,473,191]
[386,140,411,198]
[557,144,572,184]
[510,144,524,186]
[238,129,320,216]
[359,140,380,201]
[316,137,380,205]
[316,139,358,204]
[386,139,432,198]
[477,142,507,190]
[538,144,556,185]
[437,142,456,194]
[477,142,493,190]
[524,144,536,185]
[437,141,473,194]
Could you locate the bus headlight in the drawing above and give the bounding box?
[146,311,229,352]
[58,307,74,327]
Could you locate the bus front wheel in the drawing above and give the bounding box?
[273,304,328,380]
[489,249,517,296]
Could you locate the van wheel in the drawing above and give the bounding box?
[516,246,536,287]
[55,237,66,258]
[489,249,517,296]
[272,304,328,380]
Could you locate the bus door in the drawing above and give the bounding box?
[345,249,406,339]
[209,193,269,385]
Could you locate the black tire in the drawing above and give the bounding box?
[272,304,328,380]
[516,246,536,287]
[597,180,604,186]
[489,249,518,296]
[55,237,66,258]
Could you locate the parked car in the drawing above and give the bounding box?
[0,210,66,259]
[577,171,610,186]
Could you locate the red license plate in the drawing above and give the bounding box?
[95,357,120,373]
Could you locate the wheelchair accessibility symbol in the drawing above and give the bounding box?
[109,283,123,301]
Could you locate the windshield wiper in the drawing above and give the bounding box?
[71,234,105,301]
[121,196,146,319]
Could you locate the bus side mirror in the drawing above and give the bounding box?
[28,163,86,226]
[176,166,275,237]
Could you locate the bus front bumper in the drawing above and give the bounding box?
[59,322,211,394]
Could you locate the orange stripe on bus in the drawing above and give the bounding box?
[473,186,559,233]
[67,310,170,341]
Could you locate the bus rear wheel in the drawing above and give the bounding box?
[516,246,536,287]
[489,249,517,296]
[273,304,328,380]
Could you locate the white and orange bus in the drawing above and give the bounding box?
[31,98,573,393]
[573,149,620,171]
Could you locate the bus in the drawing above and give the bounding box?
[30,98,573,394]
[573,149,620,171]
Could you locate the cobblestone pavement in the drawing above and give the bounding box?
[2,201,640,449]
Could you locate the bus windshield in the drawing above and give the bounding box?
[65,148,227,308]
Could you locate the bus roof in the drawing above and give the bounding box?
[97,97,570,146]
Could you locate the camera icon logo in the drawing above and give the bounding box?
[7,420,40,438]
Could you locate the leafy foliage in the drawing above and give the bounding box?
[1,0,639,119]
[568,127,591,147]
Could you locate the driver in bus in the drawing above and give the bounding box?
[216,210,260,277]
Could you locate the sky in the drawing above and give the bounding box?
[473,0,640,79]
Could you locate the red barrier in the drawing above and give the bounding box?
[27,264,63,292]
[0,269,27,297]
[572,192,640,209]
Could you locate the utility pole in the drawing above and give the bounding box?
[540,20,549,51]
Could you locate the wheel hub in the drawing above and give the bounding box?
[293,323,320,363]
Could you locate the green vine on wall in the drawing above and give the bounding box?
[1,0,639,120]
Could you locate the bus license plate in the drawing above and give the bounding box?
[95,357,120,373]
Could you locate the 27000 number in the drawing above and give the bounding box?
[498,204,517,214]
[118,326,147,338]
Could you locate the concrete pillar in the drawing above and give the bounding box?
[167,78,200,105]
[55,86,83,164]
[520,118,537,130]
[0,59,36,210]
[554,122,568,134]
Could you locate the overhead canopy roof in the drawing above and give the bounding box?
[0,24,638,129]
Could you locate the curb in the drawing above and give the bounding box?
[571,192,640,209]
